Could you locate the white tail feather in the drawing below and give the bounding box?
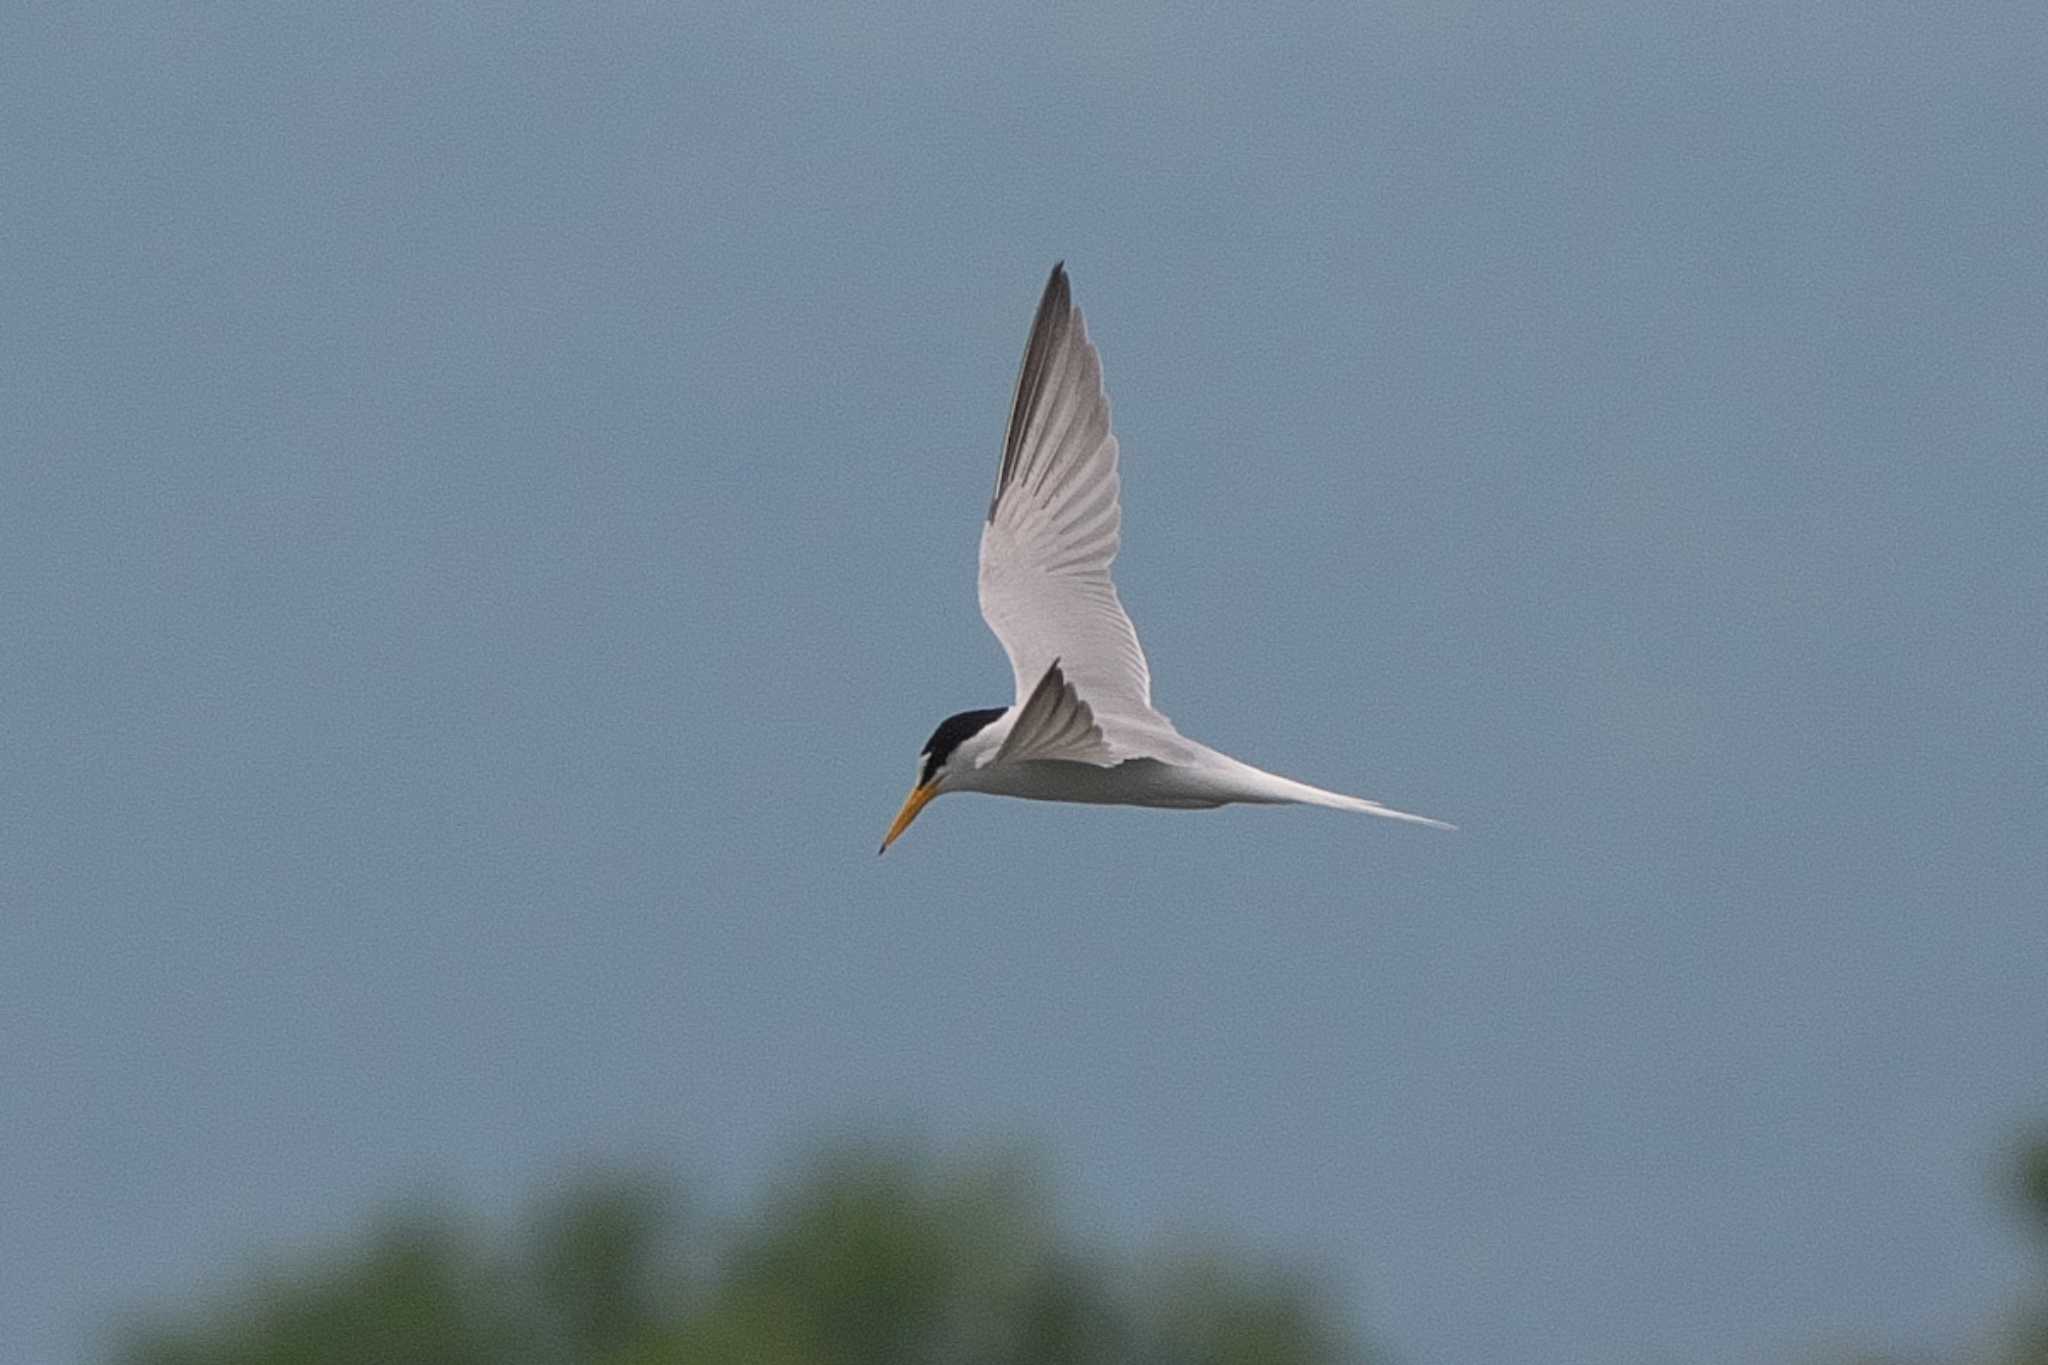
[1222,759,1456,830]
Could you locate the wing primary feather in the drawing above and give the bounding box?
[1026,344,1089,502]
[991,262,1071,521]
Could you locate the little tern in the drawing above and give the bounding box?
[881,264,1451,853]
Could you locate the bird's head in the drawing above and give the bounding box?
[878,706,1007,853]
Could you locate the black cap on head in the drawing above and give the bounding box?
[920,708,1005,786]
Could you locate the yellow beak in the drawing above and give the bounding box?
[878,783,938,854]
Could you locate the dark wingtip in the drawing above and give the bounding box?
[1045,262,1069,306]
[992,264,1077,523]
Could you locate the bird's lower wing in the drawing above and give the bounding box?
[995,660,1119,765]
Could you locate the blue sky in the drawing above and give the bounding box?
[5,5,2045,1364]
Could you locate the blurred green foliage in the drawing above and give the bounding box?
[1827,1130,2048,1365]
[102,1129,2048,1365]
[2002,1135,2048,1365]
[108,1143,1369,1365]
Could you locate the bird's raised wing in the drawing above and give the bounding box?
[978,264,1179,761]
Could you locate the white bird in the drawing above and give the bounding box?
[880,263,1451,853]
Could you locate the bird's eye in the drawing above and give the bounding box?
[916,754,935,787]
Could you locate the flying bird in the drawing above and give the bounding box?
[880,263,1451,853]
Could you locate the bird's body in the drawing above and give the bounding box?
[881,264,1449,851]
[927,707,1437,815]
